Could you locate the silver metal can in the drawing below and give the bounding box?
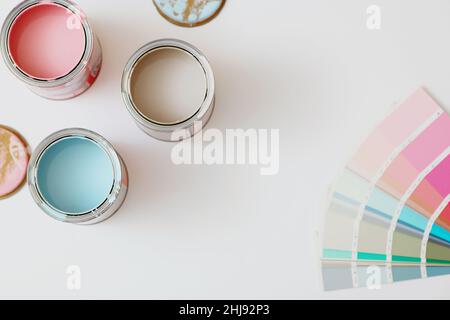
[121,39,215,142]
[28,128,128,225]
[1,0,102,100]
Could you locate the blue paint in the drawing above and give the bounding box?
[36,136,114,214]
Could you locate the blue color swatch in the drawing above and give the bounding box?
[36,136,114,214]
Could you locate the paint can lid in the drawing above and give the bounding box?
[0,125,30,199]
[153,0,225,27]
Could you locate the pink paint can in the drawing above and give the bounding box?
[1,0,102,100]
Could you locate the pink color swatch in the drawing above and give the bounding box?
[8,2,86,80]
[405,155,450,224]
[378,154,418,199]
[378,113,450,199]
[426,155,450,198]
[348,89,440,181]
[402,114,450,170]
[409,179,444,217]
[437,204,450,228]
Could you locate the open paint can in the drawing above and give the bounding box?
[122,39,215,141]
[28,129,128,224]
[1,0,102,100]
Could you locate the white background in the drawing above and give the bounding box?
[1,0,450,299]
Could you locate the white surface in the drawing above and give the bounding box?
[1,0,450,299]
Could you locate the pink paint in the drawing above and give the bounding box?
[0,127,29,198]
[8,2,86,80]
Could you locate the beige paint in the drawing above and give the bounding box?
[130,47,207,125]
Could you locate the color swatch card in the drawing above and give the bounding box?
[321,89,450,291]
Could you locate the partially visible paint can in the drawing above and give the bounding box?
[122,39,215,141]
[28,128,128,225]
[153,0,225,27]
[0,125,30,200]
[1,0,102,100]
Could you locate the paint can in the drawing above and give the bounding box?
[0,125,30,200]
[28,128,128,224]
[122,39,215,141]
[1,0,102,100]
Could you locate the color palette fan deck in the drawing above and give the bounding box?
[321,89,450,290]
